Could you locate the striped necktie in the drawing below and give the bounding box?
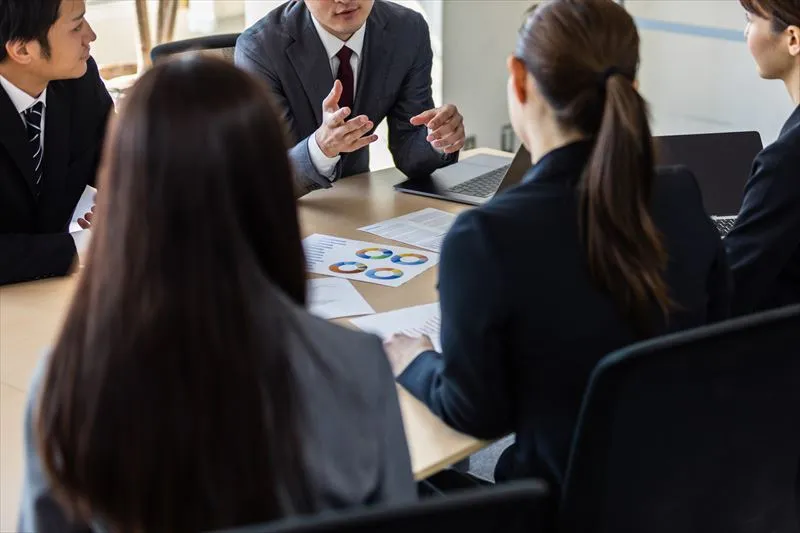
[23,101,44,195]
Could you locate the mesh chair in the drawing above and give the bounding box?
[560,303,800,533]
[212,480,551,533]
[150,33,240,64]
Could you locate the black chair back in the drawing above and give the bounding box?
[214,480,550,533]
[150,33,240,64]
[560,304,800,533]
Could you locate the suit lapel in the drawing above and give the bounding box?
[286,7,334,126]
[0,85,37,197]
[37,82,70,224]
[353,7,392,118]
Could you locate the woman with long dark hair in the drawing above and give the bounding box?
[724,0,800,315]
[385,0,730,491]
[18,55,415,533]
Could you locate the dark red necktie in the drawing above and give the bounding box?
[336,46,354,110]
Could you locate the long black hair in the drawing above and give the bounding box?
[38,55,312,533]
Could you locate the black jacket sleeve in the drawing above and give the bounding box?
[724,142,800,315]
[397,209,514,439]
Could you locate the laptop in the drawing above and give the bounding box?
[393,145,532,206]
[655,131,763,237]
[394,131,762,235]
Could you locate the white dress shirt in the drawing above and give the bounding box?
[0,74,90,261]
[308,16,367,179]
[0,74,47,153]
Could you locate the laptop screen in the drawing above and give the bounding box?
[654,132,763,216]
[496,144,533,194]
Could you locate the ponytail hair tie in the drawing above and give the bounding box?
[597,66,633,90]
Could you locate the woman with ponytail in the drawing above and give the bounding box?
[384,0,730,490]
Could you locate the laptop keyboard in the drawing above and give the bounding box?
[712,216,737,237]
[448,164,512,198]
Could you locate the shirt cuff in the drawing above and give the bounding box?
[70,230,92,265]
[308,132,341,181]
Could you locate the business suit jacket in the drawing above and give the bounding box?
[18,295,416,532]
[724,105,800,315]
[0,57,112,286]
[397,141,731,493]
[235,0,456,197]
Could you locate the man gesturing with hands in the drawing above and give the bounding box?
[236,0,465,197]
[316,79,378,159]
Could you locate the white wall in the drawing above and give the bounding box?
[441,1,528,150]
[244,0,283,24]
[187,0,244,33]
[628,0,794,144]
[436,0,795,149]
[436,0,795,150]
[86,1,140,67]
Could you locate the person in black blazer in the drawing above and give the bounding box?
[724,0,800,315]
[0,0,113,286]
[383,0,731,493]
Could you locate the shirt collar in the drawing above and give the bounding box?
[522,139,595,186]
[309,14,366,60]
[0,74,47,115]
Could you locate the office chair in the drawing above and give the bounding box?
[560,303,800,533]
[211,480,551,533]
[150,33,240,64]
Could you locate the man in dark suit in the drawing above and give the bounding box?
[235,0,466,197]
[0,0,113,285]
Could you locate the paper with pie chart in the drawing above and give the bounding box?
[302,234,440,287]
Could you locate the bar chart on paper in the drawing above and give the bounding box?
[303,234,440,288]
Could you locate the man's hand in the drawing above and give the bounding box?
[77,204,95,229]
[410,104,465,154]
[315,80,379,158]
[383,333,436,377]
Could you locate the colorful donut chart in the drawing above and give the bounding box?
[365,268,404,280]
[355,247,393,260]
[390,253,429,266]
[329,261,368,274]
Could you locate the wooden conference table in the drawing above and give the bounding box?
[0,149,507,528]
